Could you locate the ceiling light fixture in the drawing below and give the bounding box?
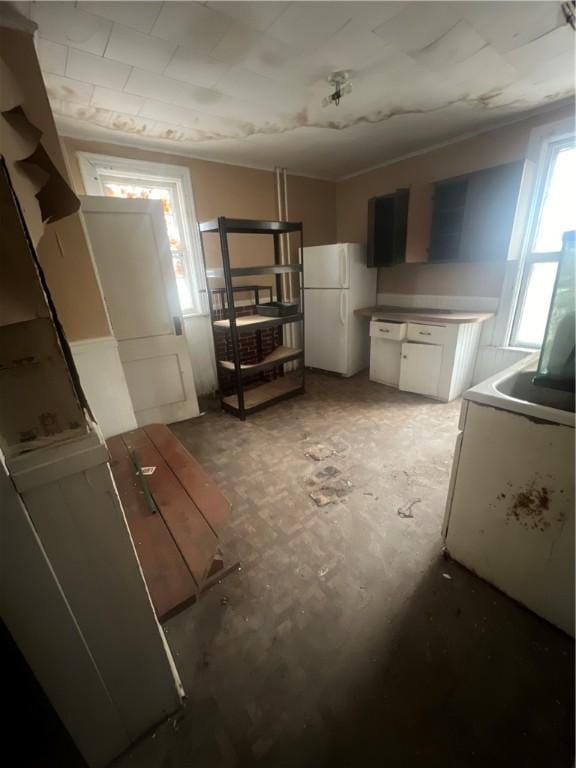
[561,0,575,30]
[322,70,352,107]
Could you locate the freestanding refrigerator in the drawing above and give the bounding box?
[303,243,376,377]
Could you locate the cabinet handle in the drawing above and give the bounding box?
[418,331,432,336]
[380,328,390,333]
[402,355,407,359]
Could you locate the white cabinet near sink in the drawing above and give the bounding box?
[400,321,482,401]
[369,320,406,387]
[370,317,483,401]
[399,341,443,397]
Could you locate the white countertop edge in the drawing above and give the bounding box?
[463,353,575,428]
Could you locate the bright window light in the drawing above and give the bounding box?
[514,261,559,347]
[533,147,576,253]
[511,138,575,348]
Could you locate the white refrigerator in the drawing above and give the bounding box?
[303,243,376,377]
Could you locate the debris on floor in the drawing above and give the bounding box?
[310,478,352,507]
[442,573,453,580]
[305,444,335,461]
[315,465,340,480]
[397,498,421,518]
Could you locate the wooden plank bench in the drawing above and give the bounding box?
[108,424,235,622]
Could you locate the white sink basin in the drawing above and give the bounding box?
[464,353,575,428]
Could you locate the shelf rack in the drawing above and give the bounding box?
[198,216,305,420]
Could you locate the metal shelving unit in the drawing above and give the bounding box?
[199,216,305,420]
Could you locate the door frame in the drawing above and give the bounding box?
[78,151,204,316]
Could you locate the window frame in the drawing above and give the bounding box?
[508,133,574,349]
[77,152,206,316]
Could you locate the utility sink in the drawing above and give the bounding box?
[464,353,575,427]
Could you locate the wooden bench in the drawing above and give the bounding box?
[108,424,235,622]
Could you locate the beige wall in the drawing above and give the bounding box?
[52,102,573,337]
[37,216,112,339]
[64,137,336,247]
[62,137,336,300]
[337,103,574,298]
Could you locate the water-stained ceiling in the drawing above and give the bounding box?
[25,1,576,179]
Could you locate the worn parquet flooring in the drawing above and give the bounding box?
[114,372,574,768]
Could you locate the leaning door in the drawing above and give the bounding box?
[81,196,199,425]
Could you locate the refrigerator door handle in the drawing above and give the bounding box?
[339,290,346,325]
[339,247,347,288]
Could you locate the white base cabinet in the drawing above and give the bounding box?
[370,319,482,402]
[369,320,405,387]
[399,342,443,398]
[5,429,183,765]
[370,339,402,386]
[444,399,574,636]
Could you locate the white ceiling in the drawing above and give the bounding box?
[21,1,576,179]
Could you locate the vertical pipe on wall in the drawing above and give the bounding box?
[279,168,299,359]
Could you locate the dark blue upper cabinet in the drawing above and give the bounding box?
[428,161,524,263]
[367,188,410,268]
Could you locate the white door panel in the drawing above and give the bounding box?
[123,355,183,412]
[82,212,173,340]
[399,342,443,398]
[81,196,199,425]
[304,289,349,374]
[303,244,349,288]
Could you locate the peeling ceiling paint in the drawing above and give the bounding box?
[24,1,576,179]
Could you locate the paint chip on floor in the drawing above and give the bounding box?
[305,444,335,461]
[315,465,340,480]
[310,478,352,506]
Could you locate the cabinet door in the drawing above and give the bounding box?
[367,188,410,267]
[370,338,401,386]
[428,177,468,263]
[399,342,443,397]
[459,161,524,262]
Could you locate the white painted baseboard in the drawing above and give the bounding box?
[376,293,499,312]
[70,336,137,438]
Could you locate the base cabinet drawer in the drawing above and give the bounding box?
[407,322,450,345]
[399,342,443,397]
[370,320,407,341]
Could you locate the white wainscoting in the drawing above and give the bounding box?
[471,346,532,385]
[70,336,137,438]
[376,293,499,312]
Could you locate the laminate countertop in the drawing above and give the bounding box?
[354,306,494,325]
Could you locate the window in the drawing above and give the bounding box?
[510,139,576,348]
[78,153,205,315]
